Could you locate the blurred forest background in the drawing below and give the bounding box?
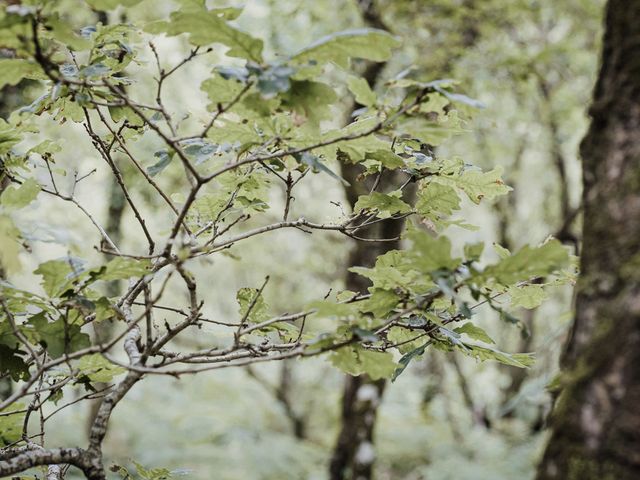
[0,0,604,479]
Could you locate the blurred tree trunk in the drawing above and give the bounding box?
[331,75,408,480]
[328,171,406,478]
[329,2,402,477]
[330,2,483,477]
[537,2,640,479]
[246,362,307,439]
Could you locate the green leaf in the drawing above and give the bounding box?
[0,284,53,316]
[464,242,484,262]
[218,169,271,212]
[0,119,23,155]
[364,149,405,170]
[254,64,295,98]
[347,76,376,107]
[434,166,512,204]
[419,92,450,115]
[76,354,125,382]
[387,327,425,354]
[434,334,535,369]
[113,460,174,480]
[460,343,535,369]
[314,116,390,163]
[350,250,423,292]
[360,289,400,318]
[0,215,21,274]
[354,191,411,218]
[415,182,461,229]
[477,239,570,285]
[45,14,91,51]
[94,297,116,322]
[453,322,495,344]
[0,404,25,446]
[0,178,40,210]
[405,224,460,272]
[295,152,349,186]
[188,192,229,226]
[29,314,91,359]
[0,59,47,89]
[493,243,511,259]
[146,9,263,62]
[237,287,270,323]
[0,345,29,381]
[392,341,431,381]
[308,299,360,321]
[109,106,145,126]
[281,80,338,127]
[102,257,151,281]
[147,150,173,176]
[395,113,465,146]
[330,346,398,380]
[206,118,264,148]
[416,182,460,216]
[28,139,63,157]
[291,28,400,79]
[34,258,84,297]
[508,284,548,309]
[201,72,248,105]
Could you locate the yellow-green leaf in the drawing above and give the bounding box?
[102,258,151,281]
[330,346,398,380]
[292,29,400,80]
[508,284,548,309]
[347,75,376,106]
[76,354,125,382]
[0,59,47,89]
[434,166,512,204]
[0,178,40,210]
[453,322,495,344]
[354,191,412,219]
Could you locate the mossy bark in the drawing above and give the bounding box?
[537,2,640,478]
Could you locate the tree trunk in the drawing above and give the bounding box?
[328,2,399,478]
[330,1,482,477]
[537,2,640,479]
[329,164,406,480]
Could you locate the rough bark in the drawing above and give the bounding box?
[536,2,640,479]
